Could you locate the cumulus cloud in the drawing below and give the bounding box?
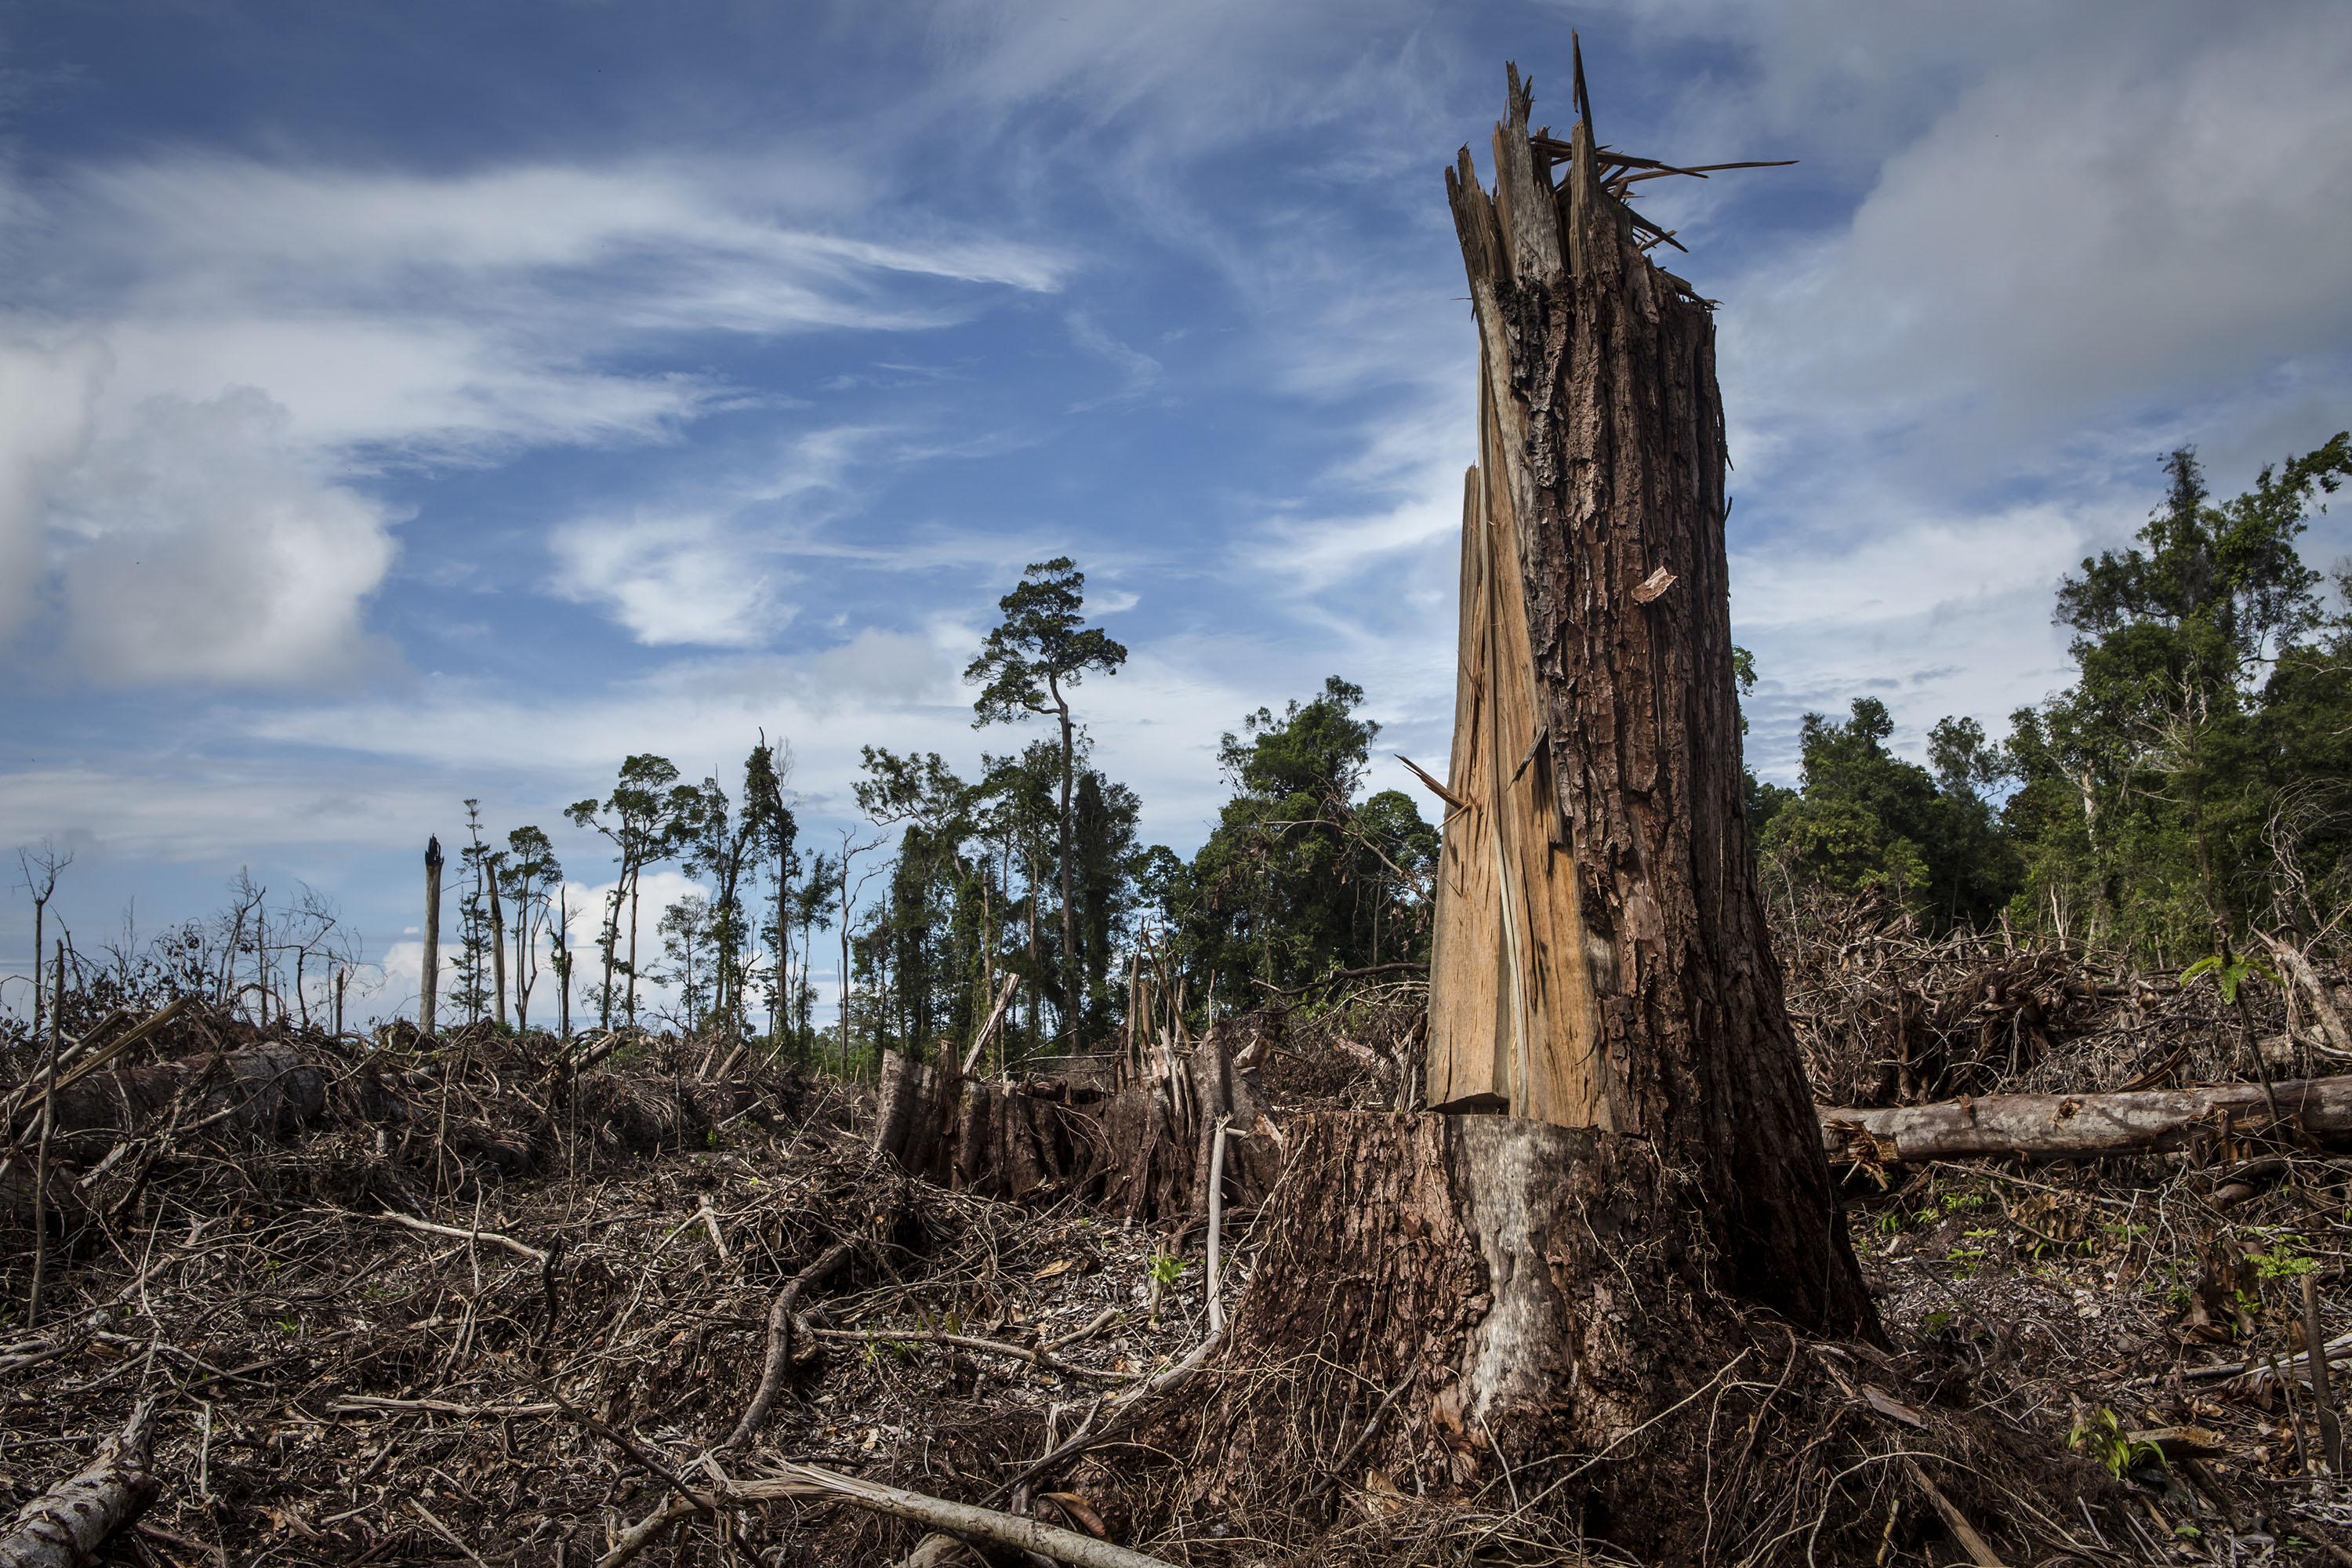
[550,512,783,648]
[0,341,103,642]
[49,387,397,685]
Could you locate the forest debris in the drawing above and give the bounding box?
[1821,1073,2352,1163]
[367,1207,549,1263]
[2127,1425,2227,1461]
[2264,932,2352,1055]
[1900,1457,2008,1568]
[725,1238,855,1449]
[1860,1386,1925,1428]
[601,1462,1181,1568]
[2306,1272,2346,1472]
[0,1401,157,1568]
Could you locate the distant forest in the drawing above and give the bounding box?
[13,435,2349,1066]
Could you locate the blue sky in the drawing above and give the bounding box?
[4,0,2349,1023]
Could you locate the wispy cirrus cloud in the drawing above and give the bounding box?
[0,146,1076,687]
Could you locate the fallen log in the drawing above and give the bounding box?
[0,1402,157,1568]
[1822,1074,2352,1166]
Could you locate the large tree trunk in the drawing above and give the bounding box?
[1423,64,1869,1337]
[1109,63,1920,1566]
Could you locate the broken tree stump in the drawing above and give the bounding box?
[869,1019,1278,1222]
[1419,59,1871,1333]
[1113,56,1967,1566]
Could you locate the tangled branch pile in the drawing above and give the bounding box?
[4,902,2351,1566]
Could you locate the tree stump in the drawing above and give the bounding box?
[1116,56,1935,1566]
[1417,60,1872,1335]
[869,1020,1280,1222]
[1168,1113,1780,1547]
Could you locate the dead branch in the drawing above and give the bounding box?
[0,1401,157,1568]
[724,1238,855,1448]
[367,1208,550,1263]
[600,1461,1181,1568]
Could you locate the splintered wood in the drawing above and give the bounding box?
[1424,387,1606,1124]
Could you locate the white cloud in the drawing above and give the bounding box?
[550,511,783,648]
[0,340,104,642]
[1722,12,2352,454]
[0,147,1076,688]
[49,387,397,684]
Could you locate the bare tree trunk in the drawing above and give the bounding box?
[420,837,443,1034]
[27,895,45,1044]
[839,871,854,1080]
[27,944,61,1328]
[1824,1074,2352,1164]
[1053,684,1080,1051]
[626,871,641,1029]
[1025,849,1041,1055]
[1424,64,1867,1333]
[488,873,508,1029]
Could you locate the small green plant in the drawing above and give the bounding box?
[1875,1210,1905,1236]
[2249,1238,2316,1280]
[1922,1308,1957,1334]
[2182,951,2278,1005]
[2069,1407,2162,1481]
[1147,1254,1188,1287]
[274,1316,301,1336]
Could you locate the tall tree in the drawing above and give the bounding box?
[967,557,1128,1049]
[670,774,757,1037]
[1755,697,2016,927]
[568,754,682,1029]
[857,748,982,1063]
[742,737,797,1047]
[1162,678,1436,1001]
[499,826,561,1033]
[2016,434,2351,954]
[452,800,497,1025]
[789,851,837,1062]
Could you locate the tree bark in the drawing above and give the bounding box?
[420,837,443,1034]
[1425,64,1869,1337]
[0,1402,156,1568]
[1822,1073,2352,1166]
[1053,681,1080,1051]
[488,872,508,1029]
